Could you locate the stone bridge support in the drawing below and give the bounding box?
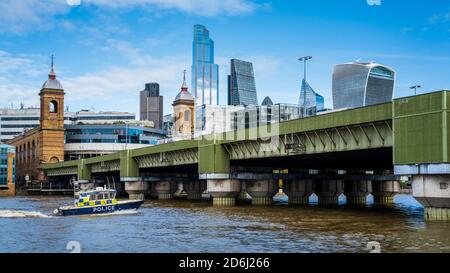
[207,179,241,206]
[246,180,278,206]
[344,180,372,205]
[124,179,147,200]
[173,180,185,198]
[184,180,206,200]
[372,181,400,205]
[283,179,314,205]
[237,181,249,202]
[155,180,177,200]
[316,180,344,205]
[413,175,450,220]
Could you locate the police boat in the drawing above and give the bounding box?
[53,185,144,216]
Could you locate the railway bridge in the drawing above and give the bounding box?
[42,91,450,220]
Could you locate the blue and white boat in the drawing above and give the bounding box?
[53,184,143,216]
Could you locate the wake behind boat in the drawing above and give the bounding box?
[53,181,143,216]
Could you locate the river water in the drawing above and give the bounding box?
[0,194,449,253]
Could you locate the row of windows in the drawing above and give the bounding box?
[0,124,37,129]
[0,117,40,121]
[0,131,22,135]
[0,166,14,175]
[76,116,135,120]
[0,174,14,184]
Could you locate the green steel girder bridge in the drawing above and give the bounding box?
[42,91,450,220]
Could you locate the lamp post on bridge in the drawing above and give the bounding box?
[410,85,421,96]
[299,56,312,118]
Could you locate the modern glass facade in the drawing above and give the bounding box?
[332,62,395,109]
[65,124,167,145]
[298,79,325,117]
[0,144,15,186]
[0,108,136,143]
[231,104,301,130]
[228,59,258,106]
[191,24,219,106]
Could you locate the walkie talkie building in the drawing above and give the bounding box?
[332,62,396,109]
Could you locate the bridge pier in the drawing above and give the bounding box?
[123,178,147,200]
[173,181,186,198]
[155,181,176,200]
[207,179,241,207]
[246,180,278,206]
[283,179,314,205]
[372,181,400,205]
[344,180,372,205]
[237,181,249,202]
[413,175,450,221]
[184,180,206,200]
[316,180,344,206]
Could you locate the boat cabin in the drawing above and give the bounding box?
[75,187,118,207]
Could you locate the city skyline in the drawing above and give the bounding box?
[0,0,449,116]
[228,59,258,106]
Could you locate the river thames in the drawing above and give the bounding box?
[0,194,449,253]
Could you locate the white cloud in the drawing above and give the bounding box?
[0,0,70,34]
[0,46,191,113]
[82,0,259,16]
[429,11,450,25]
[0,0,261,34]
[0,52,48,108]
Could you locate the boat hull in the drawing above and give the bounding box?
[56,200,144,216]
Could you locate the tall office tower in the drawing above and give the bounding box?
[261,96,274,106]
[332,62,396,109]
[228,59,258,106]
[299,79,325,117]
[140,83,163,129]
[191,24,219,106]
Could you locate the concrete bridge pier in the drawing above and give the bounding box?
[344,180,372,205]
[283,179,314,205]
[246,180,278,206]
[173,180,186,198]
[237,181,249,202]
[207,178,241,206]
[123,178,148,200]
[143,177,159,199]
[372,181,400,205]
[316,180,344,206]
[413,175,450,221]
[183,180,206,200]
[155,180,176,200]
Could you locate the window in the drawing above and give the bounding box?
[49,100,58,113]
[184,110,190,122]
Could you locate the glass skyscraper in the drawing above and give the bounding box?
[228,59,258,106]
[0,144,15,195]
[299,79,325,117]
[191,24,219,106]
[332,62,396,109]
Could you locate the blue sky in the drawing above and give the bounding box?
[0,0,449,115]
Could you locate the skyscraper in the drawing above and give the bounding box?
[228,59,258,106]
[299,79,325,117]
[191,24,219,106]
[332,62,396,109]
[140,83,163,129]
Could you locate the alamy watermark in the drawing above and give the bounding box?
[66,241,82,253]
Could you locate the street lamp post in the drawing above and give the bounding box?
[299,56,312,118]
[410,85,421,96]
